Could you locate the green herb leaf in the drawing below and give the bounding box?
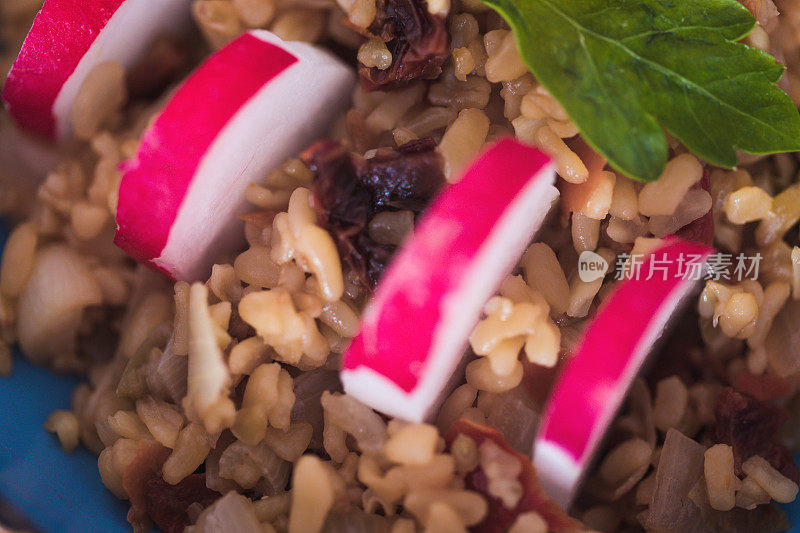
[482,0,800,181]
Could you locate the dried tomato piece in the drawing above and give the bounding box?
[714,387,799,483]
[357,0,449,90]
[122,439,220,533]
[305,139,445,289]
[123,440,171,530]
[146,474,220,533]
[445,417,581,533]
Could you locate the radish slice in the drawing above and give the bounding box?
[114,30,355,282]
[2,0,192,141]
[533,238,713,508]
[341,139,557,422]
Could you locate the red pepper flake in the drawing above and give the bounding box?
[445,417,581,533]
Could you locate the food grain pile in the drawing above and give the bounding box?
[2,0,800,532]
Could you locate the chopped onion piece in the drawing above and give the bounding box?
[320,392,387,455]
[194,492,262,533]
[645,428,706,532]
[16,245,103,364]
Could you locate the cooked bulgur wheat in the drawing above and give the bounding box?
[3,0,800,531]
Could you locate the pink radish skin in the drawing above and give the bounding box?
[534,239,713,508]
[114,30,355,282]
[342,139,558,422]
[2,0,191,140]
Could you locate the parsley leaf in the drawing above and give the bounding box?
[483,0,800,181]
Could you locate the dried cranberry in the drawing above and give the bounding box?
[714,388,799,483]
[304,139,445,289]
[355,0,449,90]
[146,474,220,533]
